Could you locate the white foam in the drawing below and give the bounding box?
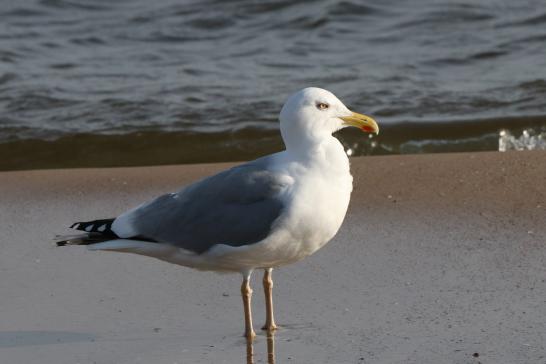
[499,128,546,152]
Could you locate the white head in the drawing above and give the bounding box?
[279,87,378,152]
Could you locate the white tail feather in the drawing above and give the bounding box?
[87,239,177,258]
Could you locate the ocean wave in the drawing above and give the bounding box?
[1,0,546,169]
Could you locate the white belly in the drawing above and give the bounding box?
[193,175,352,272]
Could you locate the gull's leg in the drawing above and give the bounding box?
[241,271,256,340]
[262,268,278,332]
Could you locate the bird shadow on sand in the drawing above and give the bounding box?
[245,331,276,364]
[242,322,316,363]
[0,331,97,348]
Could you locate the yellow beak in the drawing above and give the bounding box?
[340,111,379,134]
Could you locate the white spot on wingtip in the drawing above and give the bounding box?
[85,225,93,232]
[98,224,106,232]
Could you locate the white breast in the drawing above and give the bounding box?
[280,137,353,258]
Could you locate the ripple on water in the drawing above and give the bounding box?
[1,0,546,168]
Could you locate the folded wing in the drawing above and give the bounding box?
[112,156,292,254]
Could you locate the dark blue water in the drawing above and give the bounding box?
[1,0,545,169]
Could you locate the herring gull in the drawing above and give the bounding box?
[55,87,379,340]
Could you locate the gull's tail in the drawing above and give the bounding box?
[55,218,118,246]
[55,218,192,267]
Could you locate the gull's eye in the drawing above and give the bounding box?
[316,102,329,110]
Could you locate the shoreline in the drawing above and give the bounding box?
[1,151,545,364]
[2,114,545,171]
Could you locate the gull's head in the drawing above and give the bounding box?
[279,87,379,148]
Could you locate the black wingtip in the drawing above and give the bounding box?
[70,219,116,235]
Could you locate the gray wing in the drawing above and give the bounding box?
[112,156,291,254]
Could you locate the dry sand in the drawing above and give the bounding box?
[1,151,545,364]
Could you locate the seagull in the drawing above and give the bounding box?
[56,87,379,340]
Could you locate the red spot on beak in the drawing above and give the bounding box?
[361,125,375,133]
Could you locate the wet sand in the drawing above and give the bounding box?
[1,151,545,364]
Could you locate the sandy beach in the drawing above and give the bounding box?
[1,151,545,364]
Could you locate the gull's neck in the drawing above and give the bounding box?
[279,116,349,174]
[283,134,350,174]
[281,125,330,156]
